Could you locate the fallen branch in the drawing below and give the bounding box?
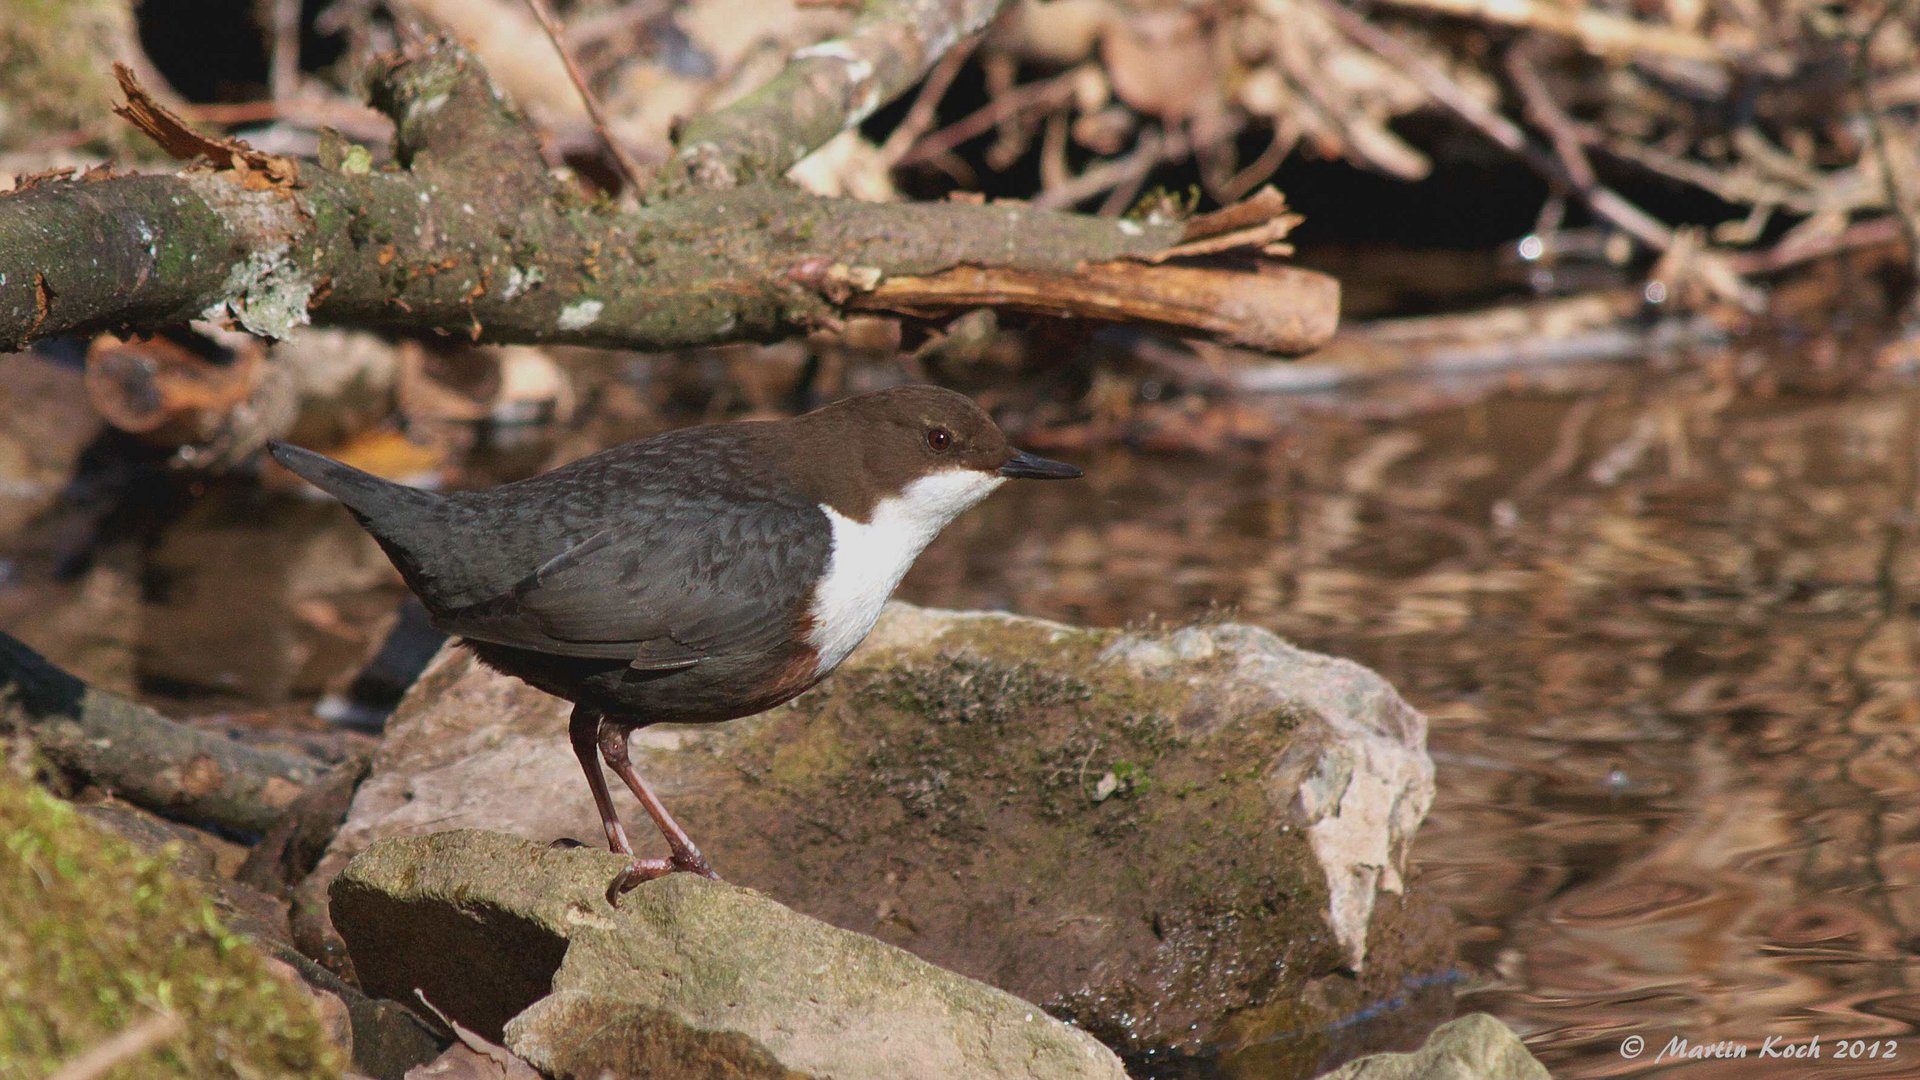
[1127,290,1728,396]
[0,43,1337,357]
[0,631,321,836]
[1311,306,1724,383]
[859,189,1322,348]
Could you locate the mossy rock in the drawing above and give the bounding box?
[309,604,1444,1072]
[0,775,342,1079]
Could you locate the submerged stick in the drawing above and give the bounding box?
[0,631,321,836]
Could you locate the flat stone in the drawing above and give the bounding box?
[331,830,1127,1080]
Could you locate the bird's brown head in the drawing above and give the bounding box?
[791,385,1081,522]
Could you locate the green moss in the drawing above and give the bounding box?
[863,652,1092,726]
[1109,760,1149,796]
[0,0,153,155]
[815,647,1209,852]
[0,778,342,1079]
[1125,185,1202,223]
[757,715,854,790]
[830,652,1102,834]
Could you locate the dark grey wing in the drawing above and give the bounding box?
[431,495,829,670]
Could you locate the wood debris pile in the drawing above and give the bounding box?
[933,0,1916,302]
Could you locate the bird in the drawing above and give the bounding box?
[269,385,1081,901]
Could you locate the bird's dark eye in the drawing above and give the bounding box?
[927,427,953,451]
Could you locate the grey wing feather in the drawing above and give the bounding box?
[431,496,826,670]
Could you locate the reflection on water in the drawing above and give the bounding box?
[899,360,1920,1078]
[7,353,1920,1077]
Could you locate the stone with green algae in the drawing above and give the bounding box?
[0,775,341,1078]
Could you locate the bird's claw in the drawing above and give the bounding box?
[604,848,720,907]
[674,846,719,880]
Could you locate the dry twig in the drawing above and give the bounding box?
[45,1012,186,1080]
[522,0,649,193]
[1504,43,1673,252]
[898,70,1080,168]
[1034,125,1195,211]
[1364,0,1761,68]
[875,33,983,167]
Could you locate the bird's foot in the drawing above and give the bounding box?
[605,847,720,906]
[546,837,588,850]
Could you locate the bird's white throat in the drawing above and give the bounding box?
[807,467,1006,674]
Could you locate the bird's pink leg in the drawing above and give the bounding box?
[567,705,632,855]
[598,718,718,903]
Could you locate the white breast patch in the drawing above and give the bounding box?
[807,468,1005,676]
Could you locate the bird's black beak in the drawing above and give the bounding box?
[999,448,1083,480]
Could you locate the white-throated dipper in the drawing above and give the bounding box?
[269,386,1080,900]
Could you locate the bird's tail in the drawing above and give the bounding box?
[269,441,443,520]
[268,441,458,599]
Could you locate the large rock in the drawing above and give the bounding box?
[1312,1014,1548,1080]
[305,604,1445,1070]
[332,830,1127,1080]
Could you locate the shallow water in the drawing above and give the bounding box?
[7,348,1920,1077]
